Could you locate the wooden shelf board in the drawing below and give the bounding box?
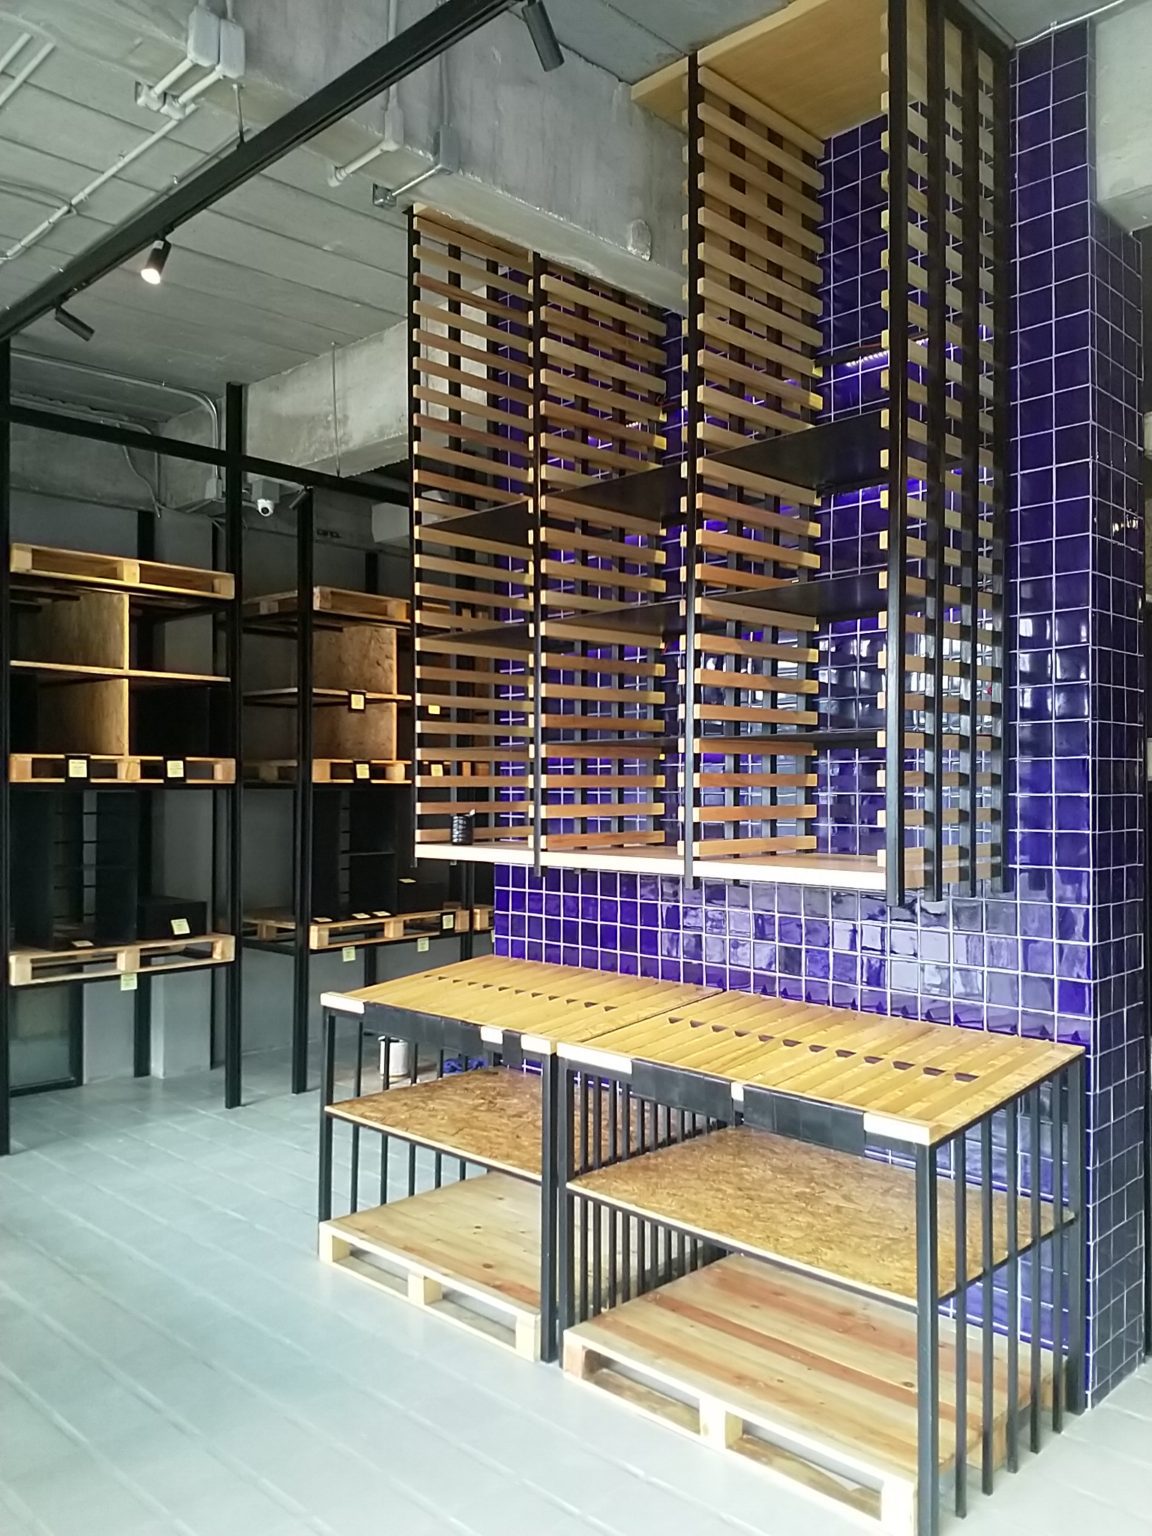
[243,587,410,628]
[691,852,885,892]
[245,758,409,786]
[10,932,235,987]
[565,1253,1050,1532]
[415,842,536,866]
[12,660,226,685]
[569,1127,1054,1305]
[329,1067,544,1178]
[632,0,888,141]
[243,688,409,705]
[320,1173,541,1357]
[247,905,472,951]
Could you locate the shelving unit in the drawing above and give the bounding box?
[243,493,490,1094]
[406,0,1009,902]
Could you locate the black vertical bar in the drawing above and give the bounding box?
[406,210,421,864]
[134,509,156,1078]
[224,383,245,1109]
[980,1115,994,1492]
[557,1064,575,1336]
[924,0,946,903]
[407,1034,418,1197]
[1006,1100,1020,1470]
[317,1006,336,1221]
[915,1142,940,1536]
[1066,1056,1087,1412]
[531,252,545,877]
[539,1051,559,1361]
[132,975,152,1078]
[348,1016,364,1214]
[990,40,1011,893]
[682,53,703,883]
[884,0,910,904]
[461,864,476,961]
[0,341,9,1155]
[953,1131,968,1516]
[1029,1086,1042,1450]
[291,492,315,1094]
[959,26,981,897]
[379,1035,391,1203]
[1052,1075,1066,1432]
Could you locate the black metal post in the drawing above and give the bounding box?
[539,1051,560,1362]
[224,383,245,1108]
[915,1141,940,1536]
[318,1006,337,1222]
[1067,1056,1088,1411]
[0,341,10,1154]
[682,52,703,884]
[292,492,316,1094]
[133,508,156,1078]
[924,0,946,903]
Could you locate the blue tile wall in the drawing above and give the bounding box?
[495,21,1145,1399]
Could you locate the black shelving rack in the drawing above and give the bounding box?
[0,362,410,1154]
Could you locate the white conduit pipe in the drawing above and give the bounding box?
[0,110,193,264]
[149,53,196,99]
[0,31,30,77]
[0,38,52,113]
[329,0,400,183]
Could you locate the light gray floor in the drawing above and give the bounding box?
[2,1059,1151,1536]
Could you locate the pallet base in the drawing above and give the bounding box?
[246,758,409,785]
[319,1172,541,1358]
[9,932,235,987]
[564,1256,1051,1536]
[10,753,235,786]
[247,905,476,950]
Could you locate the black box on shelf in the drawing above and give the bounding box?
[137,895,208,941]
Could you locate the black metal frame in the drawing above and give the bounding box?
[318,996,561,1361]
[0,379,246,1152]
[556,1048,1086,1536]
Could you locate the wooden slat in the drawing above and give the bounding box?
[696,668,819,695]
[698,174,824,256]
[697,278,822,351]
[414,300,527,352]
[697,103,823,195]
[540,370,665,423]
[416,523,527,562]
[412,469,524,507]
[697,804,817,823]
[540,336,664,396]
[697,596,818,632]
[540,401,663,453]
[541,560,662,595]
[696,494,821,542]
[697,633,820,665]
[697,385,808,438]
[699,242,822,320]
[418,353,533,407]
[696,457,821,509]
[413,326,531,378]
[413,413,526,458]
[697,134,823,225]
[414,211,528,267]
[696,771,817,789]
[540,435,651,475]
[697,347,824,416]
[697,206,824,288]
[543,829,667,849]
[415,272,523,324]
[413,387,529,434]
[695,834,817,856]
[413,243,532,300]
[696,65,824,159]
[540,273,665,335]
[540,527,664,565]
[542,305,666,365]
[698,312,821,383]
[540,799,664,819]
[695,527,820,571]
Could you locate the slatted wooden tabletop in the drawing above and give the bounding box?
[326,958,1081,1142]
[332,954,719,1048]
[561,990,1082,1144]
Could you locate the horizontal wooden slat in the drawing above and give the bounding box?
[540,337,664,396]
[419,444,533,488]
[697,633,819,665]
[697,133,823,224]
[699,242,822,320]
[698,174,823,256]
[413,414,526,458]
[540,273,665,335]
[416,523,527,562]
[545,683,664,705]
[415,552,529,583]
[540,800,664,819]
[696,457,821,509]
[540,401,663,452]
[542,492,667,539]
[540,370,665,423]
[415,582,531,612]
[414,300,526,352]
[540,527,663,565]
[696,596,819,632]
[543,829,667,849]
[544,773,664,788]
[698,311,822,383]
[697,348,824,417]
[697,385,809,438]
[696,668,818,695]
[541,435,651,475]
[541,560,662,595]
[418,719,533,738]
[540,713,663,731]
[697,804,818,823]
[698,279,822,351]
[413,243,532,300]
[696,771,817,789]
[413,327,531,379]
[697,103,823,194]
[696,206,824,289]
[697,66,824,159]
[695,494,820,543]
[415,273,523,324]
[414,212,529,267]
[413,388,529,435]
[695,527,820,571]
[418,354,533,407]
[695,834,817,856]
[414,469,524,506]
[700,704,819,725]
[542,305,666,365]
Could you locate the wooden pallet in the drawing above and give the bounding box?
[245,758,410,785]
[319,1172,542,1358]
[564,1256,1050,1536]
[244,587,410,627]
[247,906,473,950]
[9,932,235,987]
[10,753,235,786]
[10,543,233,600]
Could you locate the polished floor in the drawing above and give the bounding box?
[2,1059,1151,1536]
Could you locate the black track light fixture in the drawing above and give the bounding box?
[523,0,563,71]
[141,237,171,286]
[53,305,94,342]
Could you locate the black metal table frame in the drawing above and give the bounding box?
[318,993,562,1360]
[554,1046,1087,1536]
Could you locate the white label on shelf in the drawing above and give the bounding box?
[480,1026,503,1045]
[67,758,87,778]
[171,918,191,936]
[120,972,138,992]
[349,691,366,712]
[863,1113,927,1145]
[72,939,94,949]
[417,936,430,953]
[342,946,356,963]
[355,761,370,779]
[166,760,185,779]
[441,912,455,930]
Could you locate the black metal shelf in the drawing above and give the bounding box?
[701,572,886,623]
[419,497,532,545]
[541,597,681,641]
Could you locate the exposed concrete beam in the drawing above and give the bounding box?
[1096,1,1152,232]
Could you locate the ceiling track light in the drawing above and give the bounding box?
[141,237,171,285]
[523,0,563,71]
[53,305,94,342]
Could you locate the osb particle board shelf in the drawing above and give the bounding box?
[329,1067,543,1178]
[245,758,409,786]
[568,1127,1055,1305]
[334,953,720,1046]
[320,1172,542,1357]
[243,587,410,628]
[633,0,888,141]
[247,905,475,952]
[9,932,235,987]
[565,991,1081,1145]
[10,543,233,602]
[564,1255,1049,1536]
[10,754,235,786]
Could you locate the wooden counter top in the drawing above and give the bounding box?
[569,1126,1055,1304]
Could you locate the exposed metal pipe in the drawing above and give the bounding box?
[11,349,220,447]
[0,32,30,78]
[329,0,403,183]
[0,38,51,113]
[0,0,519,341]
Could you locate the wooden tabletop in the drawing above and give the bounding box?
[569,1126,1054,1303]
[562,990,1081,1144]
[324,956,1082,1145]
[326,953,719,1049]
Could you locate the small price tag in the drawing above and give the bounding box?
[72,939,94,950]
[354,761,370,780]
[417,936,430,953]
[427,703,441,716]
[165,759,185,780]
[430,763,444,777]
[352,911,371,921]
[120,972,138,992]
[349,691,367,712]
[171,917,191,936]
[66,757,87,779]
[441,912,455,931]
[342,945,356,963]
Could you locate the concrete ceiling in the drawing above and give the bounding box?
[0,0,1130,422]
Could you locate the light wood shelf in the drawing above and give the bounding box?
[568,1126,1054,1305]
[244,586,409,628]
[565,1254,1050,1536]
[11,542,233,602]
[10,932,235,987]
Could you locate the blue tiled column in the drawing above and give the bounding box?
[493,19,1145,1400]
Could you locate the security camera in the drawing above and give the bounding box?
[256,496,275,518]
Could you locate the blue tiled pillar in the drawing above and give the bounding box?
[493,18,1145,1401]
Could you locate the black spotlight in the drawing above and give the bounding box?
[523,0,563,70]
[141,238,171,286]
[54,305,94,342]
